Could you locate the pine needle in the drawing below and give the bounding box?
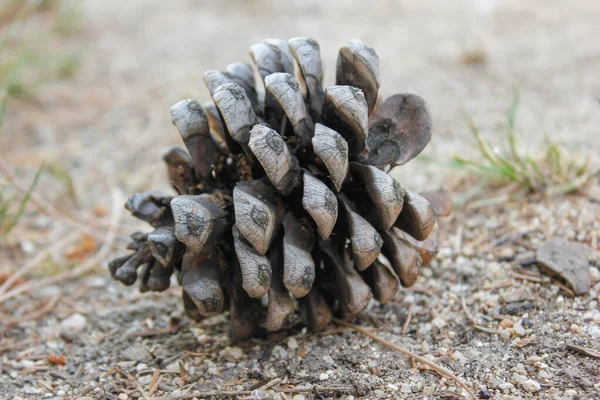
[333,318,477,399]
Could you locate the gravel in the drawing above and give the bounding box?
[1,0,600,399]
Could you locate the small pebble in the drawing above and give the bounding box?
[387,384,398,391]
[401,383,411,393]
[287,338,298,350]
[421,341,430,353]
[136,363,147,372]
[319,373,329,381]
[522,379,541,393]
[513,321,526,336]
[499,383,514,390]
[166,362,181,373]
[323,355,334,365]
[221,346,244,361]
[500,319,513,328]
[478,389,492,399]
[292,395,305,400]
[564,389,577,397]
[118,394,129,400]
[60,313,87,334]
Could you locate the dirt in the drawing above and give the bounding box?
[1,1,600,399]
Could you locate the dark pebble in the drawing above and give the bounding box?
[502,300,536,316]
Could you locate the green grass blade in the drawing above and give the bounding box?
[3,163,43,235]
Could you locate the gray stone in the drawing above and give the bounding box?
[537,237,590,295]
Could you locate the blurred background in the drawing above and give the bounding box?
[1,0,599,397]
[1,0,599,300]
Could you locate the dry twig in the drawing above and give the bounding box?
[333,318,477,399]
[0,162,114,236]
[402,303,414,334]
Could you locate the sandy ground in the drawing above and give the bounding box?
[1,0,600,399]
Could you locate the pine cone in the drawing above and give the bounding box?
[109,38,448,340]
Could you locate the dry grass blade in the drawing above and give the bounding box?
[0,162,43,236]
[0,186,123,304]
[452,93,598,196]
[0,162,116,238]
[333,318,477,399]
[0,231,80,296]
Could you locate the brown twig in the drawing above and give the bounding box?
[117,367,149,400]
[333,318,477,400]
[0,187,123,304]
[510,271,549,283]
[402,303,414,334]
[553,280,575,296]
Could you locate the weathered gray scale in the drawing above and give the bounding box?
[350,162,405,229]
[282,213,316,298]
[232,225,272,298]
[170,195,227,254]
[288,37,324,121]
[301,285,333,332]
[146,260,173,292]
[301,170,338,240]
[319,241,372,321]
[233,180,281,255]
[380,229,421,287]
[340,196,383,271]
[362,93,432,167]
[394,225,439,267]
[203,101,229,153]
[323,85,369,155]
[265,243,295,331]
[394,189,436,241]
[212,83,258,145]
[170,99,221,181]
[125,191,173,228]
[265,72,313,145]
[162,146,196,195]
[361,258,398,303]
[264,39,295,74]
[250,41,294,126]
[336,40,380,114]
[228,259,263,341]
[181,251,224,317]
[312,123,348,192]
[147,226,182,268]
[225,62,259,108]
[248,125,300,194]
